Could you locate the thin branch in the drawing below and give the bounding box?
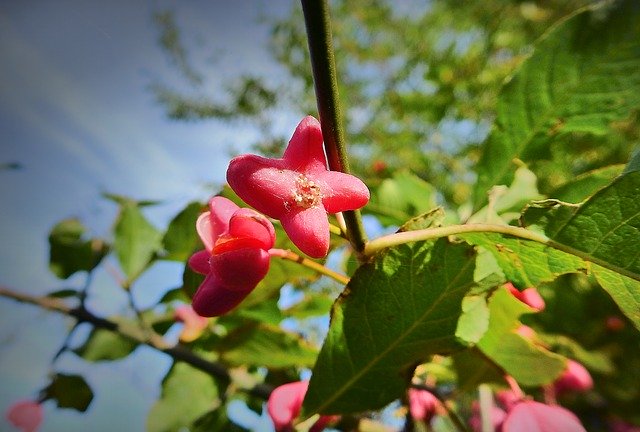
[269,248,350,285]
[0,285,272,400]
[301,0,368,254]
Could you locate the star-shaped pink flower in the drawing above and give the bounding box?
[227,116,369,258]
[188,196,275,317]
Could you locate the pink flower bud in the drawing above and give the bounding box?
[515,325,536,340]
[188,196,275,317]
[469,400,507,432]
[227,116,369,258]
[5,400,43,432]
[408,389,438,422]
[495,389,522,412]
[266,381,336,431]
[502,401,586,432]
[506,283,545,311]
[554,360,593,394]
[174,305,208,342]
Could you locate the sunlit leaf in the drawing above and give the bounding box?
[304,239,476,415]
[147,361,220,432]
[113,202,163,283]
[476,288,566,386]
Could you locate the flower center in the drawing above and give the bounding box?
[290,174,321,209]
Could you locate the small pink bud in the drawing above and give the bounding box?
[495,389,522,412]
[515,325,536,340]
[554,360,593,394]
[227,116,369,258]
[266,381,335,431]
[605,316,625,332]
[188,196,275,317]
[5,400,43,432]
[502,401,585,432]
[408,389,438,422]
[506,283,545,311]
[174,305,208,342]
[469,400,507,432]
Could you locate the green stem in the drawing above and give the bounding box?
[365,223,549,256]
[365,223,640,283]
[301,0,368,254]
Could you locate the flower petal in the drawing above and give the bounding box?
[191,272,254,317]
[188,250,211,275]
[195,212,215,253]
[554,360,593,394]
[282,116,327,174]
[267,381,309,431]
[210,247,270,291]
[316,170,370,213]
[408,389,438,421]
[227,154,295,218]
[208,196,239,238]
[503,401,586,432]
[227,208,276,250]
[281,206,330,258]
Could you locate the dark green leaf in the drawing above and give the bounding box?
[42,373,94,412]
[191,407,245,432]
[476,288,566,386]
[46,289,78,299]
[147,361,220,432]
[217,322,317,368]
[113,202,163,282]
[304,239,476,415]
[452,348,505,391]
[162,201,204,261]
[48,218,108,279]
[74,328,138,362]
[473,1,640,209]
[549,164,624,203]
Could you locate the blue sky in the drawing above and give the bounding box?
[0,1,294,430]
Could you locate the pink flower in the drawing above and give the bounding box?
[515,325,536,340]
[227,116,370,258]
[506,283,545,311]
[469,401,507,432]
[502,401,585,432]
[495,389,522,412]
[188,196,275,317]
[408,388,438,422]
[5,400,43,432]
[266,381,335,432]
[174,305,209,342]
[554,360,593,394]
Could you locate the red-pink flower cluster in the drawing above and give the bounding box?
[408,388,439,422]
[188,116,370,316]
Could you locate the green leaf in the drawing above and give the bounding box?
[549,164,624,203]
[113,202,163,282]
[191,407,245,432]
[162,201,204,261]
[43,373,94,412]
[473,1,640,209]
[304,238,476,415]
[462,232,585,288]
[46,288,79,298]
[455,294,490,345]
[48,218,108,279]
[74,328,138,362]
[519,153,640,328]
[285,294,334,319]
[452,348,505,391]
[367,170,437,226]
[147,361,220,432]
[476,288,566,386]
[216,322,317,368]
